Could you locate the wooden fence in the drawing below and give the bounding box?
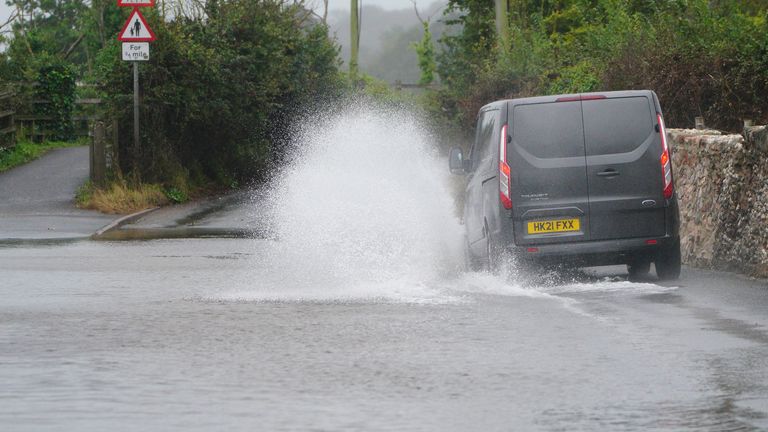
[392,80,441,92]
[15,98,103,142]
[0,88,15,149]
[0,82,104,143]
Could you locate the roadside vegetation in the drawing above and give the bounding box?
[2,0,767,213]
[96,1,344,188]
[429,0,768,133]
[76,179,168,214]
[1,0,344,213]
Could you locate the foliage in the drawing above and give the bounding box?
[164,186,188,204]
[96,0,343,185]
[411,21,437,85]
[76,177,168,214]
[74,180,93,207]
[0,0,123,80]
[358,74,419,106]
[546,61,600,95]
[2,0,343,190]
[437,0,496,95]
[327,2,453,84]
[433,0,768,131]
[34,61,76,140]
[0,139,83,173]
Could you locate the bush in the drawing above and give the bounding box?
[35,62,77,141]
[434,0,768,131]
[76,177,168,214]
[97,1,343,185]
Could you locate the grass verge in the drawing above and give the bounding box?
[77,179,169,214]
[0,140,85,173]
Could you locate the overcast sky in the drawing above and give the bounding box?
[327,0,433,11]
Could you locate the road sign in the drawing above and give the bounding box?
[122,42,150,61]
[118,9,155,42]
[117,0,155,6]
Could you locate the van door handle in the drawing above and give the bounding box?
[597,169,620,177]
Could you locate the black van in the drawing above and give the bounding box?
[449,90,681,280]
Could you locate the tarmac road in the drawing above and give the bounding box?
[0,146,115,241]
[2,146,768,431]
[1,237,767,432]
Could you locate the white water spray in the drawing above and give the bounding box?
[231,103,466,302]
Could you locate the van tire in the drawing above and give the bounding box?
[627,260,651,279]
[655,240,681,280]
[484,224,498,273]
[463,237,477,272]
[484,235,494,273]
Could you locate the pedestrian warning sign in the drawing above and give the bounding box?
[118,9,155,42]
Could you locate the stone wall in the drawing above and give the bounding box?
[670,126,768,278]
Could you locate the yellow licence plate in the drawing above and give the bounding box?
[527,218,580,234]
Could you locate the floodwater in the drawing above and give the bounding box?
[3,239,768,431]
[2,104,768,430]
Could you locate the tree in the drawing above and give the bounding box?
[410,1,436,85]
[0,0,123,79]
[97,0,343,183]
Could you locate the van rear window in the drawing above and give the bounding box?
[512,101,584,159]
[583,97,653,155]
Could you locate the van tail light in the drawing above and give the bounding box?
[657,114,674,199]
[499,124,512,209]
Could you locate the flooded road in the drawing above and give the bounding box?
[3,106,768,430]
[2,238,768,431]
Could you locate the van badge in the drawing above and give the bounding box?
[642,200,656,207]
[522,193,549,201]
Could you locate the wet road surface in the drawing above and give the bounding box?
[0,146,117,241]
[3,109,768,430]
[2,238,767,431]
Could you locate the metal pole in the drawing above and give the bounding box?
[495,0,509,52]
[350,0,359,81]
[133,61,140,164]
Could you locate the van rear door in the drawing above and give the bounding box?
[509,99,590,245]
[582,94,666,241]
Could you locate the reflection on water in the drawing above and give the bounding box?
[1,238,767,431]
[1,102,767,430]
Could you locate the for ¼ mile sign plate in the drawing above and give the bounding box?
[122,42,150,61]
[117,0,155,6]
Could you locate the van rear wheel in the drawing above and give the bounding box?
[485,236,494,273]
[655,240,681,281]
[484,227,499,274]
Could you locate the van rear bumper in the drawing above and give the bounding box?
[508,235,679,266]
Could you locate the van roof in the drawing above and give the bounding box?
[480,90,657,111]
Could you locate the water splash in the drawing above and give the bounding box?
[230,102,468,302]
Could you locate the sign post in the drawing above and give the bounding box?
[133,62,139,159]
[118,3,156,167]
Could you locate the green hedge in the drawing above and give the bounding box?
[98,1,343,185]
[35,63,76,141]
[435,0,768,132]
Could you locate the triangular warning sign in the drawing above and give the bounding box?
[118,0,155,6]
[118,9,156,42]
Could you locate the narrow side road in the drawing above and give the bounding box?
[0,146,117,241]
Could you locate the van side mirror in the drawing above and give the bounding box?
[449,147,468,175]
